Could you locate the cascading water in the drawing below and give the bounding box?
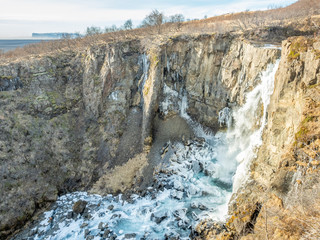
[228,59,280,192]
[19,60,280,240]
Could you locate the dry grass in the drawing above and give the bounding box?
[0,0,319,63]
[258,181,320,240]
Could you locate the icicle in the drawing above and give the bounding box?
[218,107,232,128]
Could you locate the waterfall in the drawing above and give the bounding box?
[138,54,150,93]
[219,59,280,192]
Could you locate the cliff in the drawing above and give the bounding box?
[194,37,320,240]
[0,33,281,238]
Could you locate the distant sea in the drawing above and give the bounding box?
[0,39,48,53]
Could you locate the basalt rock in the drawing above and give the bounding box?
[72,200,87,215]
[0,33,280,239]
[214,36,320,240]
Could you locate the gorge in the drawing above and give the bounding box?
[1,2,320,240]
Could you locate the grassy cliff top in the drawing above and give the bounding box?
[0,0,319,63]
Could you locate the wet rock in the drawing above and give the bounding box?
[191,202,198,209]
[86,236,94,240]
[151,211,168,224]
[165,231,180,240]
[173,180,184,191]
[66,211,75,219]
[126,197,135,204]
[194,137,205,144]
[84,229,90,238]
[178,219,191,229]
[125,233,137,239]
[140,190,147,197]
[82,212,92,220]
[199,162,205,172]
[98,212,105,217]
[103,229,110,238]
[192,161,201,173]
[109,235,117,240]
[98,222,105,230]
[151,193,157,200]
[160,142,170,155]
[171,190,184,200]
[201,191,210,196]
[198,203,208,210]
[187,185,198,196]
[192,212,199,221]
[72,200,87,215]
[107,205,114,211]
[185,139,193,146]
[121,193,132,203]
[173,209,187,221]
[204,163,215,176]
[29,228,38,236]
[111,214,121,219]
[80,223,89,228]
[141,231,151,240]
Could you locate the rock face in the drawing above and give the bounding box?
[0,42,145,238]
[159,34,280,130]
[198,36,320,240]
[0,77,22,91]
[0,34,280,239]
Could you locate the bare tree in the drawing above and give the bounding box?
[104,25,118,33]
[123,19,133,30]
[168,14,185,23]
[141,9,164,34]
[86,26,102,36]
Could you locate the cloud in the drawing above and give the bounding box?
[0,0,297,38]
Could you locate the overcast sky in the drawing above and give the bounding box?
[0,0,297,38]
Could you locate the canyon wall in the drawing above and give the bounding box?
[195,37,320,240]
[0,34,280,238]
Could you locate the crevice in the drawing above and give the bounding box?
[241,202,262,236]
[0,76,23,91]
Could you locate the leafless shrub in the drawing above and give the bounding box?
[141,9,164,34]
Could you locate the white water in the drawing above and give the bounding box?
[140,54,149,87]
[230,59,280,192]
[23,60,280,240]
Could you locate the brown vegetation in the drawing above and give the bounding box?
[0,0,320,62]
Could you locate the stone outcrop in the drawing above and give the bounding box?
[0,34,280,239]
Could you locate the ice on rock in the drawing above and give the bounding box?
[28,60,280,240]
[218,107,232,128]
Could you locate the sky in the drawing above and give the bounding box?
[0,0,297,38]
